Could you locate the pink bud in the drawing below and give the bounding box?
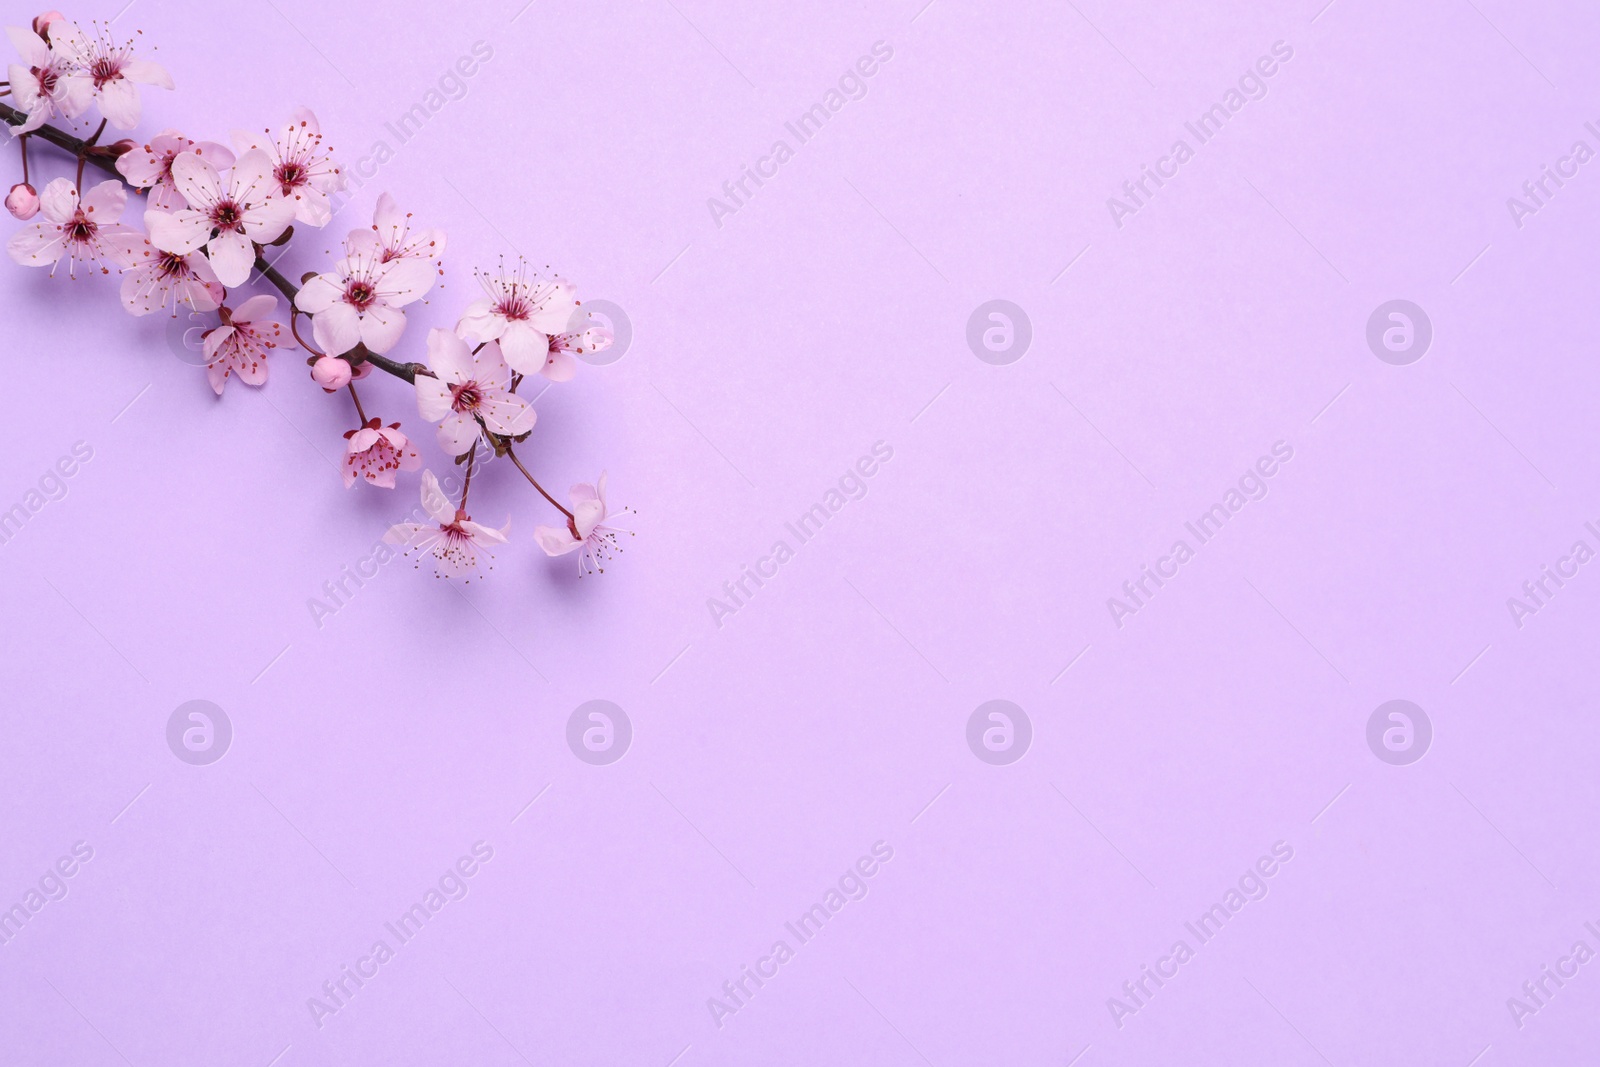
[311,355,353,390]
[32,11,65,36]
[6,183,39,220]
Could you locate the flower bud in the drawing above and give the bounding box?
[6,183,39,220]
[311,355,353,390]
[32,11,65,37]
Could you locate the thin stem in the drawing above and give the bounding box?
[18,133,28,186]
[73,120,103,192]
[505,446,573,521]
[288,309,323,356]
[460,445,476,509]
[347,382,367,425]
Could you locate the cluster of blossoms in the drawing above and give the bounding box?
[2,12,628,580]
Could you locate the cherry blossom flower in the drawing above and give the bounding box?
[534,473,630,575]
[372,191,444,264]
[116,129,234,211]
[541,320,614,382]
[5,19,90,136]
[49,20,172,130]
[200,294,292,395]
[7,177,142,275]
[415,328,536,456]
[342,418,420,489]
[293,229,436,355]
[383,470,508,579]
[457,260,577,376]
[232,108,345,227]
[120,234,223,316]
[147,149,294,287]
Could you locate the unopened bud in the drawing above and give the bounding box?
[6,182,38,220]
[32,11,66,37]
[311,355,353,390]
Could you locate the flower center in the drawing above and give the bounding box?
[210,200,243,231]
[277,162,305,190]
[156,251,188,278]
[66,214,96,243]
[449,383,482,412]
[345,281,376,308]
[89,56,122,89]
[495,296,530,322]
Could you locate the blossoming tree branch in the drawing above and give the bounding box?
[3,12,629,579]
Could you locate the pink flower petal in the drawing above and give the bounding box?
[38,178,77,224]
[436,412,481,457]
[79,179,127,221]
[122,58,173,89]
[415,376,454,423]
[478,393,536,438]
[312,302,362,356]
[455,300,505,343]
[424,328,474,383]
[233,293,277,323]
[420,471,454,524]
[294,273,342,314]
[374,256,435,306]
[7,223,64,266]
[170,152,221,210]
[239,194,294,243]
[357,302,407,354]
[96,78,141,129]
[147,209,210,254]
[534,524,582,556]
[205,229,255,287]
[497,322,548,375]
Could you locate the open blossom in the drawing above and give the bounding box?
[383,470,508,579]
[541,320,614,382]
[121,231,223,315]
[457,261,577,376]
[200,294,292,395]
[415,328,536,456]
[48,20,172,130]
[342,418,420,489]
[534,473,629,575]
[116,130,234,211]
[7,177,142,275]
[233,108,345,227]
[5,19,90,136]
[294,228,436,355]
[373,191,444,264]
[147,149,294,287]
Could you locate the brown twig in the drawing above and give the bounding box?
[505,446,573,521]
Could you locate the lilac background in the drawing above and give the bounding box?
[2,0,1599,1063]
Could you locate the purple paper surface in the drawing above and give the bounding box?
[2,1,1598,1063]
